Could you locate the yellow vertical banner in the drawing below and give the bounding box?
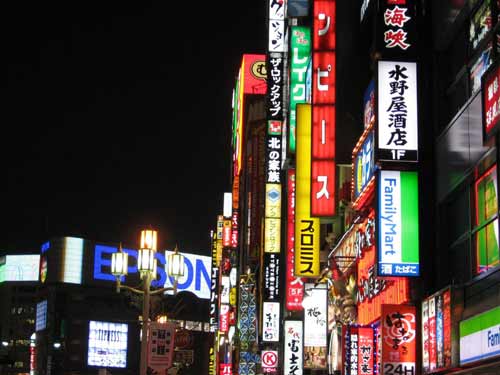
[295,104,320,277]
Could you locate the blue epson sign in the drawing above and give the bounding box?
[93,244,211,300]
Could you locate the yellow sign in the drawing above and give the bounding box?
[264,217,281,253]
[230,287,237,306]
[295,104,320,276]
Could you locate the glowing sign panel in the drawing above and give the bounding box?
[88,320,128,368]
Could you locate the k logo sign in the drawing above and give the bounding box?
[93,245,211,299]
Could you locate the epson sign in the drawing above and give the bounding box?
[93,245,211,300]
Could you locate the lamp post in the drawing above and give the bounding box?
[111,229,185,375]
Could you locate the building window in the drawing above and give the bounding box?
[473,164,499,273]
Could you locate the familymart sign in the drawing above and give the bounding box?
[460,306,500,365]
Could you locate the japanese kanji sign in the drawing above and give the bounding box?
[303,283,328,347]
[312,0,336,216]
[482,61,500,141]
[295,104,320,277]
[147,322,176,373]
[284,320,303,375]
[377,60,418,162]
[378,0,416,58]
[262,301,280,342]
[381,304,417,375]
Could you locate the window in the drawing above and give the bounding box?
[473,164,500,273]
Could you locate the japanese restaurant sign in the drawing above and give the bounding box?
[295,104,320,277]
[289,26,311,153]
[304,283,328,347]
[284,320,304,375]
[377,60,418,162]
[377,170,420,277]
[311,0,336,216]
[381,304,417,375]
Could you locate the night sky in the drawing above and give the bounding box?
[1,2,267,255]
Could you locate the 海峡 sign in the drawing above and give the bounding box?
[377,60,418,162]
[460,306,500,365]
[377,170,419,276]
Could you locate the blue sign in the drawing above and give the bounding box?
[353,131,375,200]
[93,245,211,299]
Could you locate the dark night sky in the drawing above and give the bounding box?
[1,2,267,255]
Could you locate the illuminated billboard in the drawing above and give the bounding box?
[88,320,128,368]
[311,0,336,216]
[377,61,418,162]
[36,300,48,332]
[93,245,211,299]
[0,254,40,282]
[61,237,84,284]
[295,104,320,277]
[377,170,420,277]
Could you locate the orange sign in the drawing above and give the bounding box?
[381,304,417,375]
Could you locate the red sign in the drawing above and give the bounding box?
[483,64,500,139]
[381,304,417,375]
[222,220,231,247]
[312,0,336,217]
[220,304,229,332]
[220,363,233,375]
[358,327,375,375]
[313,1,336,50]
[242,54,267,95]
[174,329,193,349]
[286,169,304,310]
[356,210,410,325]
[262,350,279,368]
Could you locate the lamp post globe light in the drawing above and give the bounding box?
[111,229,185,375]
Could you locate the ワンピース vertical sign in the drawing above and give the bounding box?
[377,170,419,276]
[295,104,320,277]
[311,0,336,216]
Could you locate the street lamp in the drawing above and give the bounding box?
[111,229,185,375]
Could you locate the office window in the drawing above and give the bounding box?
[473,164,500,273]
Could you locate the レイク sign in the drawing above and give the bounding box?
[377,170,419,276]
[377,61,418,162]
[460,306,500,365]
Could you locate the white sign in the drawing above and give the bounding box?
[262,350,279,369]
[88,321,128,368]
[377,61,418,162]
[460,306,500,365]
[0,254,40,282]
[268,0,285,52]
[284,320,303,375]
[220,276,230,304]
[262,302,280,342]
[303,283,327,347]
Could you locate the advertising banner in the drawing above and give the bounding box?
[147,322,176,373]
[381,304,417,375]
[284,320,303,375]
[311,0,336,216]
[262,301,280,342]
[482,60,500,141]
[87,320,128,368]
[263,253,281,301]
[268,0,285,52]
[289,26,311,153]
[267,53,284,120]
[352,130,375,205]
[304,283,328,347]
[295,104,320,277]
[377,170,420,277]
[377,0,417,58]
[460,306,500,365]
[286,169,305,310]
[377,60,418,162]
